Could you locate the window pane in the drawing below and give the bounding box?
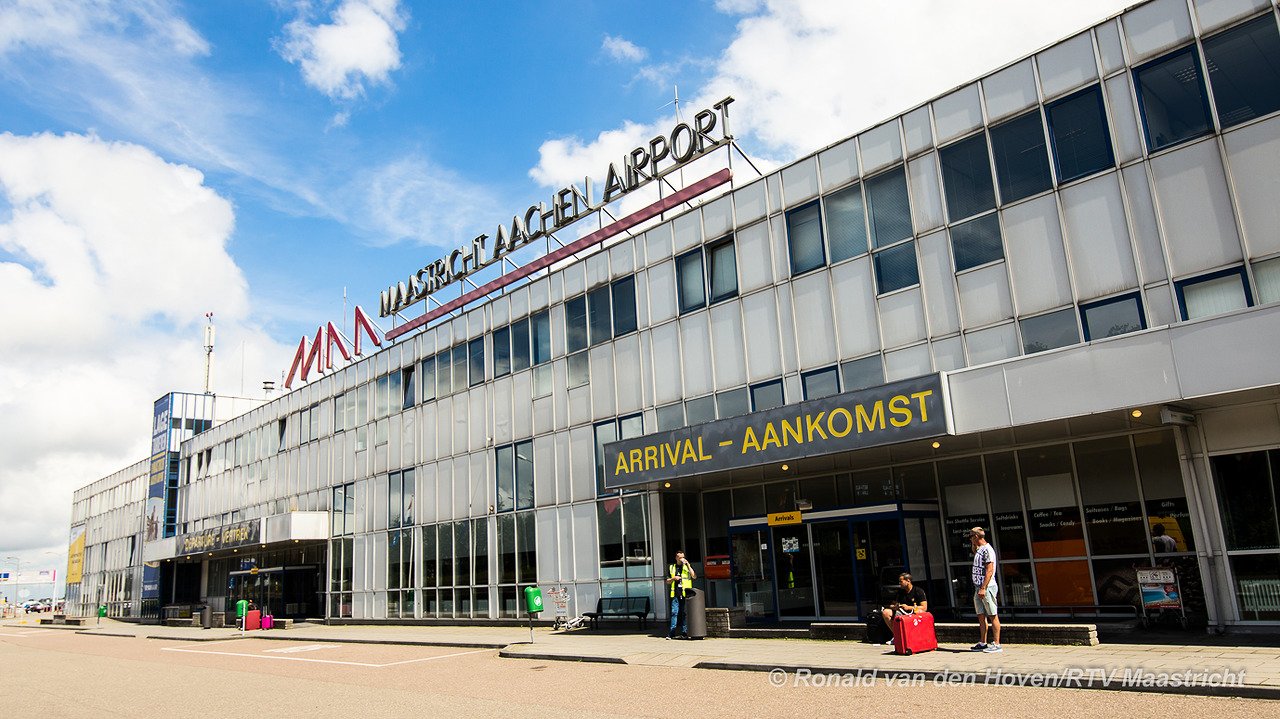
[1019,308,1079,354]
[598,499,624,580]
[715,388,750,419]
[588,285,612,345]
[840,355,884,391]
[677,250,706,313]
[565,296,587,353]
[1074,436,1147,555]
[940,133,996,221]
[1020,444,1086,558]
[786,202,825,274]
[402,366,415,408]
[492,327,511,378]
[684,395,716,425]
[389,472,402,529]
[1047,86,1115,182]
[435,350,451,397]
[472,518,489,586]
[1255,257,1280,305]
[656,403,684,430]
[708,239,738,302]
[750,380,784,411]
[421,523,437,587]
[1135,49,1212,151]
[990,111,1052,203]
[873,241,919,294]
[611,277,637,336]
[619,414,643,440]
[801,367,840,399]
[451,344,467,393]
[826,183,868,262]
[515,440,534,510]
[1136,431,1195,552]
[594,422,617,489]
[622,494,651,578]
[1081,295,1144,340]
[498,515,516,585]
[402,469,414,526]
[510,319,531,371]
[986,452,1030,561]
[567,350,589,389]
[495,446,515,513]
[516,512,537,584]
[1231,553,1280,621]
[1203,16,1280,129]
[1212,451,1280,551]
[438,524,454,588]
[866,167,913,248]
[531,311,552,365]
[452,521,471,587]
[950,214,1003,271]
[468,337,484,386]
[1180,272,1248,320]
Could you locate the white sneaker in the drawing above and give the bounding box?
[982,643,1003,653]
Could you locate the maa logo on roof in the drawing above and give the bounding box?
[284,306,384,389]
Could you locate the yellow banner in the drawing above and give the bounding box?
[66,525,86,585]
[767,511,803,526]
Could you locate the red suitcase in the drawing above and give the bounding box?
[244,610,261,631]
[891,612,937,655]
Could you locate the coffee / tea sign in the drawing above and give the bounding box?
[379,97,735,318]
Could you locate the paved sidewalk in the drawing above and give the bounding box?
[8,618,1276,698]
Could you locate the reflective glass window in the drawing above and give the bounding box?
[1080,293,1145,340]
[750,380,785,411]
[677,249,706,313]
[1134,48,1213,151]
[611,277,637,336]
[510,318,531,371]
[840,355,884,391]
[1047,86,1115,182]
[825,183,868,262]
[786,202,825,275]
[801,366,840,400]
[865,167,913,248]
[708,238,738,303]
[990,111,1052,203]
[492,327,510,378]
[588,285,612,345]
[873,241,919,294]
[1019,308,1079,354]
[1204,15,1280,128]
[565,296,588,353]
[940,133,996,221]
[950,213,1003,271]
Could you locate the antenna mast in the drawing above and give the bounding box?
[203,312,215,395]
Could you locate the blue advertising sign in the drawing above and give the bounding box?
[142,394,172,600]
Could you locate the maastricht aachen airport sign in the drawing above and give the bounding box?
[603,374,952,490]
[379,97,737,317]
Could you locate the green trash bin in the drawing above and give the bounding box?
[523,586,544,615]
[97,605,107,618]
[235,599,248,629]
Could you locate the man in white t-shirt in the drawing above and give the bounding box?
[968,527,1002,653]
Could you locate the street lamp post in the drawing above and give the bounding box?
[3,557,20,615]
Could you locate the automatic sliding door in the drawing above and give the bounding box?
[772,525,816,618]
[813,521,856,617]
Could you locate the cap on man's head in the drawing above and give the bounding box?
[968,527,985,538]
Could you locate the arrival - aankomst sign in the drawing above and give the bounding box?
[603,374,950,490]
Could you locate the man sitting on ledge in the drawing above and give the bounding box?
[877,573,928,645]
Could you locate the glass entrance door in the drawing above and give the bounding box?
[772,524,816,618]
[730,528,774,619]
[852,519,906,619]
[813,520,857,617]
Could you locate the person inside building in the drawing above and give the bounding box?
[1151,524,1178,553]
[876,573,928,644]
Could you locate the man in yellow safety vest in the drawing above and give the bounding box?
[666,550,697,639]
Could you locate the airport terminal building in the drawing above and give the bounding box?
[68,0,1280,630]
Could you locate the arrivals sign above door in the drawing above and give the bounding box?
[177,519,263,556]
[604,374,951,490]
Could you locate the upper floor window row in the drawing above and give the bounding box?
[1135,14,1280,152]
[565,276,638,353]
[677,236,737,314]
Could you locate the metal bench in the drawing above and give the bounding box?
[582,596,651,630]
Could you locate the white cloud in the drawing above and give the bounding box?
[279,0,407,100]
[355,154,499,247]
[531,0,1134,182]
[602,34,647,63]
[0,133,287,565]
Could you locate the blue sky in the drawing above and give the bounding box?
[0,0,1134,570]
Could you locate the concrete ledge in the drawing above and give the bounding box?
[255,634,509,649]
[809,622,1098,646]
[39,617,87,626]
[729,627,810,640]
[499,649,623,664]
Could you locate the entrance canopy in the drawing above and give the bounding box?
[603,374,951,491]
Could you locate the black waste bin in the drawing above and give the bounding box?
[200,605,212,629]
[684,588,707,639]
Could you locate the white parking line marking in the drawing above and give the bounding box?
[0,630,54,637]
[160,645,494,668]
[263,644,340,654]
